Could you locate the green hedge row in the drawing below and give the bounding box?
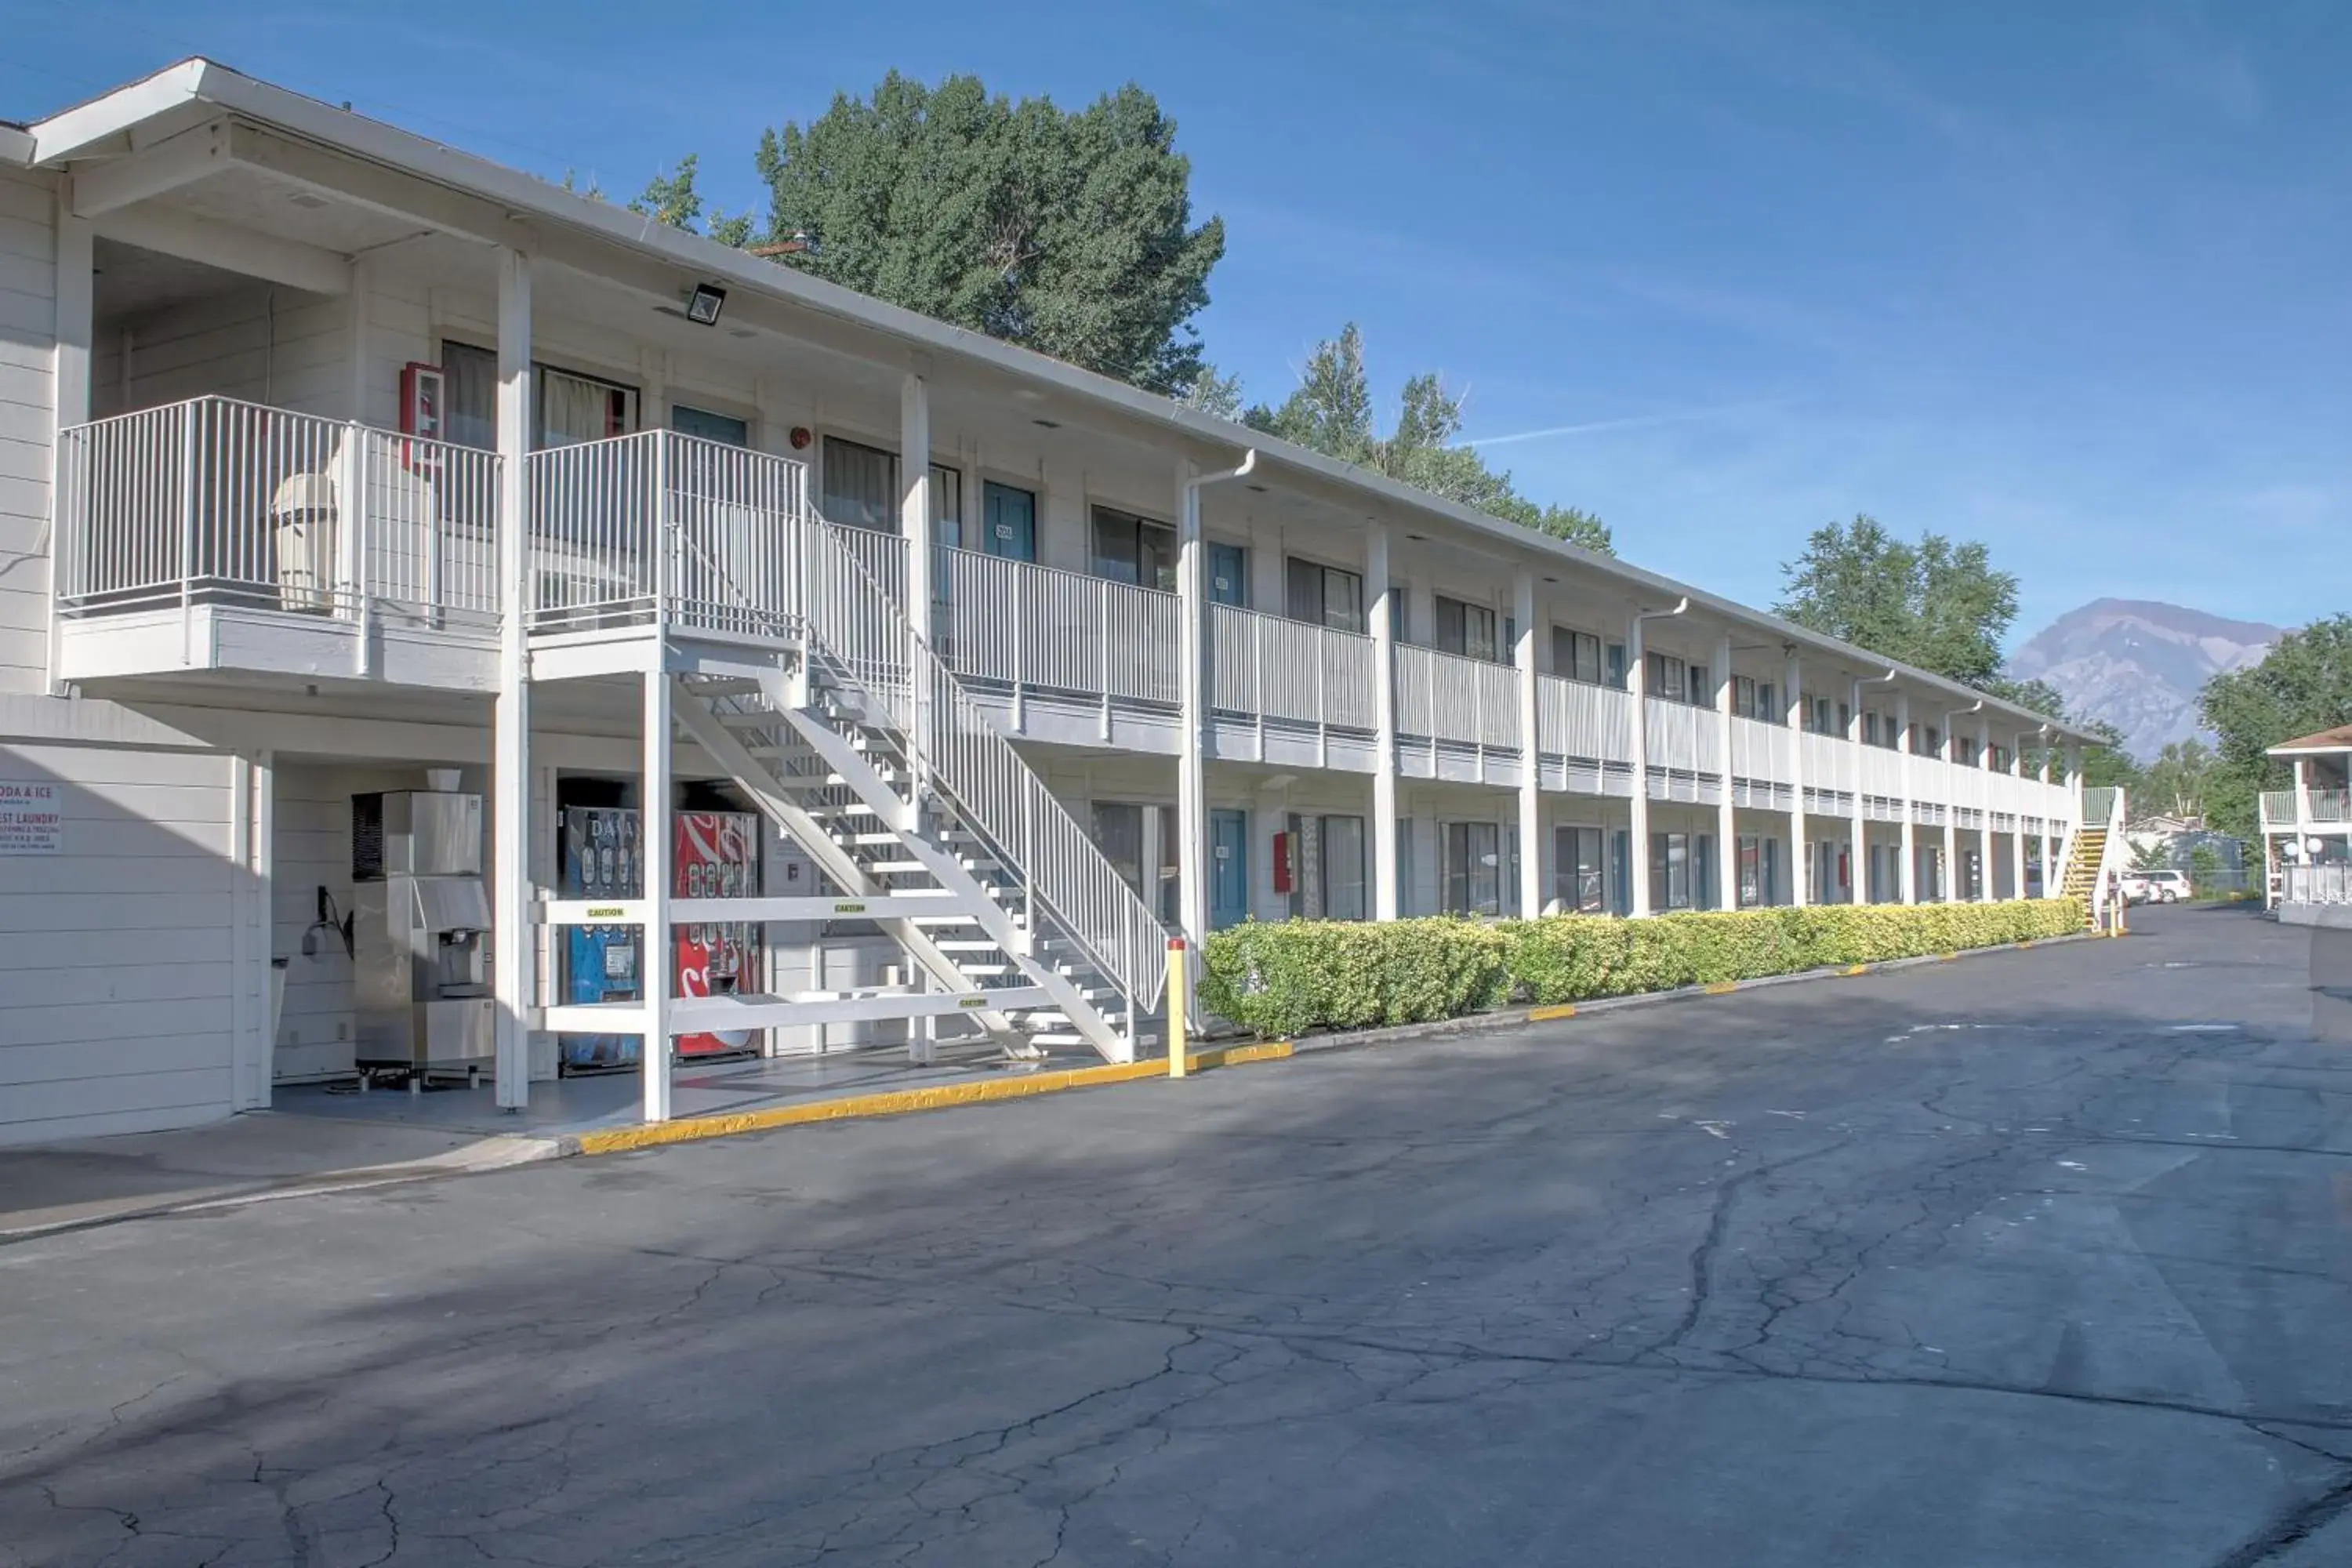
[1197,898,2087,1040]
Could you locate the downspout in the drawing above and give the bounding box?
[1174,449,1258,961]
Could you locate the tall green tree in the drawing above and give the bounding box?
[1776,516,2018,687]
[1240,325,1613,554]
[626,155,753,245]
[749,72,1225,394]
[2139,739,2216,822]
[2199,613,2352,837]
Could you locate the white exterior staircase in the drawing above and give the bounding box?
[530,430,1171,1065]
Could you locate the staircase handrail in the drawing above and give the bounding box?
[781,507,1169,1012]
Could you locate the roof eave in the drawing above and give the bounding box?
[30,59,2092,744]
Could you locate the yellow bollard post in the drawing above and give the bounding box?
[1166,936,1189,1079]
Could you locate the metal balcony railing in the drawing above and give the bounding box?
[57,395,500,629]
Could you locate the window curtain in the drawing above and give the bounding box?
[440,343,497,452]
[540,368,622,448]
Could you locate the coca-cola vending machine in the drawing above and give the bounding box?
[674,811,762,1058]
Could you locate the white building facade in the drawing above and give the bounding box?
[0,61,2095,1144]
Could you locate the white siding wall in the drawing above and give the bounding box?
[92,282,349,420]
[0,167,57,694]
[0,742,243,1144]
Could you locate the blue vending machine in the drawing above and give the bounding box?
[558,806,644,1073]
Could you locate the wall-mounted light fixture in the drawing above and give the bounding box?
[684,283,728,325]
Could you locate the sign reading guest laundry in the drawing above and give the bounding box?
[0,780,61,855]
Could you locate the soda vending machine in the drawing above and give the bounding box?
[674,811,762,1058]
[558,806,643,1073]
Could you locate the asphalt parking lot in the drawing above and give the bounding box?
[3,903,2347,1567]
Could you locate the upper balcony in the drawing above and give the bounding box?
[56,397,503,689]
[2261,788,2352,828]
[52,401,2081,829]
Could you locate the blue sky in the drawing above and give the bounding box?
[11,0,2348,644]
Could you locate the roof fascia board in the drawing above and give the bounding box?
[0,125,32,166]
[27,59,210,163]
[67,117,230,217]
[43,58,2089,742]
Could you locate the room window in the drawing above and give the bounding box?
[441,343,640,451]
[822,436,897,532]
[1605,641,1628,690]
[1732,676,1780,722]
[1554,628,1602,685]
[1092,506,1178,590]
[1554,825,1605,914]
[1286,557,1366,633]
[1436,596,1500,662]
[1646,652,1687,702]
[1687,663,1711,707]
[1864,712,1881,746]
[1444,822,1503,916]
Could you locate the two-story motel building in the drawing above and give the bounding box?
[0,61,2100,1145]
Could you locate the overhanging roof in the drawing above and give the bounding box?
[14,57,2098,743]
[2270,724,2352,756]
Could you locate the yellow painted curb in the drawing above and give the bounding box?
[1841,964,1870,977]
[575,1040,1294,1156]
[1702,981,1740,995]
[1527,1003,1579,1022]
[1937,953,1959,962]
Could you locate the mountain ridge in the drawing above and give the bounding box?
[2006,599,2281,760]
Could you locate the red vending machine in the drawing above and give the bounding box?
[673,811,763,1058]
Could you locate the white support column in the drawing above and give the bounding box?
[1942,723,1961,903]
[2296,755,2314,833]
[1978,717,1995,902]
[1786,652,1808,906]
[1715,631,1737,910]
[1515,571,1542,919]
[1626,610,1652,917]
[1846,681,1869,904]
[2010,732,2027,901]
[1370,524,1400,920]
[641,666,673,1123]
[228,750,274,1111]
[492,246,533,1111]
[47,192,93,696]
[2038,743,2054,895]
[1175,460,1208,947]
[900,372,934,636]
[1898,693,1918,904]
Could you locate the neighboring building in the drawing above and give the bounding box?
[0,61,2098,1145]
[2258,724,2352,922]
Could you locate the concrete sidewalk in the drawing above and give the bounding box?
[0,1115,562,1241]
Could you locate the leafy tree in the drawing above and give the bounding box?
[2130,837,2175,871]
[1777,516,2018,686]
[2187,841,2223,891]
[2200,613,2352,837]
[626,155,753,245]
[748,72,1225,394]
[2139,739,2216,823]
[1178,364,1244,421]
[1240,325,1614,554]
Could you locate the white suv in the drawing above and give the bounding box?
[2122,869,2190,904]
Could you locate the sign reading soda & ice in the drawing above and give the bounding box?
[0,780,60,855]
